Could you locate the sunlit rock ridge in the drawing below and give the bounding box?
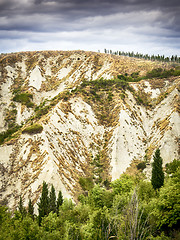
[0,50,179,209]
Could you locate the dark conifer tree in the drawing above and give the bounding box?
[28,199,34,219]
[49,184,56,213]
[18,196,26,217]
[18,196,23,213]
[38,181,49,224]
[151,149,164,190]
[56,190,63,214]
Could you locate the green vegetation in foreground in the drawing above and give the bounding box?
[0,153,179,240]
[22,124,43,134]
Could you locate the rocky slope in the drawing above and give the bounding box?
[0,50,179,209]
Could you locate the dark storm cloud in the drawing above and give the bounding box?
[1,0,179,20]
[0,0,180,55]
[0,0,180,30]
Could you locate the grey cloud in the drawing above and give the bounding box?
[0,1,179,24]
[0,0,179,55]
[0,0,178,16]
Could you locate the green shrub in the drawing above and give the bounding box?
[135,91,150,106]
[120,93,126,100]
[136,95,143,104]
[26,101,34,108]
[13,86,22,95]
[165,159,180,174]
[35,106,50,118]
[108,92,113,101]
[117,74,127,80]
[0,125,21,144]
[117,72,141,82]
[111,174,135,195]
[61,91,72,101]
[146,68,163,78]
[137,162,146,171]
[5,108,18,128]
[13,92,34,107]
[13,92,32,102]
[22,124,43,134]
[79,177,94,191]
[145,67,180,79]
[137,181,155,202]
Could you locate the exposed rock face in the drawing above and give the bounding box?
[0,50,179,209]
[110,82,179,180]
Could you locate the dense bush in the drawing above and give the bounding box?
[79,177,94,191]
[165,159,180,174]
[22,124,43,134]
[79,78,130,91]
[13,92,34,108]
[117,72,141,82]
[116,68,180,84]
[137,161,146,170]
[35,105,50,118]
[0,125,21,144]
[145,67,180,79]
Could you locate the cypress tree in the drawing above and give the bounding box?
[28,199,34,219]
[18,196,26,217]
[18,196,23,213]
[56,190,63,214]
[151,149,164,190]
[38,181,49,224]
[49,184,56,213]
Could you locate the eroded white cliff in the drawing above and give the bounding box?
[0,50,179,209]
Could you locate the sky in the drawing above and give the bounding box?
[0,0,180,56]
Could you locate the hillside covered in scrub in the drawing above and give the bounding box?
[0,50,179,216]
